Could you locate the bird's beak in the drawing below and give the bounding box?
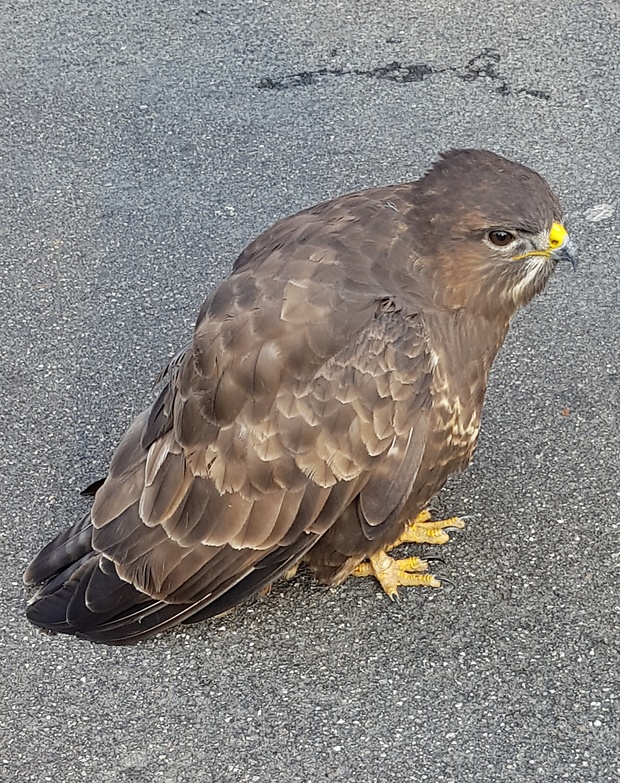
[549,221,577,271]
[512,221,577,270]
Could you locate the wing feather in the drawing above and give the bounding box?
[26,193,439,641]
[90,299,434,609]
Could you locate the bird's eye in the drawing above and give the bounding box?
[488,230,516,247]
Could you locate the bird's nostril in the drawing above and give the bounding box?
[548,222,568,249]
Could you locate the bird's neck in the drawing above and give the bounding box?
[425,306,510,386]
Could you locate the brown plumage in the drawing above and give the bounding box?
[24,149,574,644]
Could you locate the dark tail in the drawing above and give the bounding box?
[24,514,317,646]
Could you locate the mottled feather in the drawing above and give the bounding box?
[24,149,568,644]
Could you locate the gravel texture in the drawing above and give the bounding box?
[1,1,619,781]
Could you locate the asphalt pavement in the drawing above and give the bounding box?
[1,1,619,781]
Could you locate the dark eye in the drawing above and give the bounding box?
[488,230,516,247]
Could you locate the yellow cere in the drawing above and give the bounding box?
[548,222,568,249]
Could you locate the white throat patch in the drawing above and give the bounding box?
[511,254,551,304]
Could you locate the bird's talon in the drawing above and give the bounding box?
[388,510,467,550]
[352,550,441,597]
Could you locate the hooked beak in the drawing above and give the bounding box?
[549,222,577,271]
[513,221,577,271]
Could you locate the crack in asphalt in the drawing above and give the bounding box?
[257,48,551,100]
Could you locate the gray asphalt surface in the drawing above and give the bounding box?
[2,1,619,781]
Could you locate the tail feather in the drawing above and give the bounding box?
[26,552,190,645]
[26,557,99,634]
[24,517,315,645]
[28,552,94,602]
[24,513,93,585]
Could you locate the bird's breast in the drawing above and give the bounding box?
[427,351,484,471]
[433,393,481,462]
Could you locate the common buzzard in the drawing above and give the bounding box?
[24,149,574,644]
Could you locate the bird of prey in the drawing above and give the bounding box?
[24,149,574,645]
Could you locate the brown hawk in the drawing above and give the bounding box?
[24,149,574,644]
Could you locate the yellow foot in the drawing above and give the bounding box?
[388,509,465,549]
[352,550,440,600]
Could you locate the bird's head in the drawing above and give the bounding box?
[409,149,575,318]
